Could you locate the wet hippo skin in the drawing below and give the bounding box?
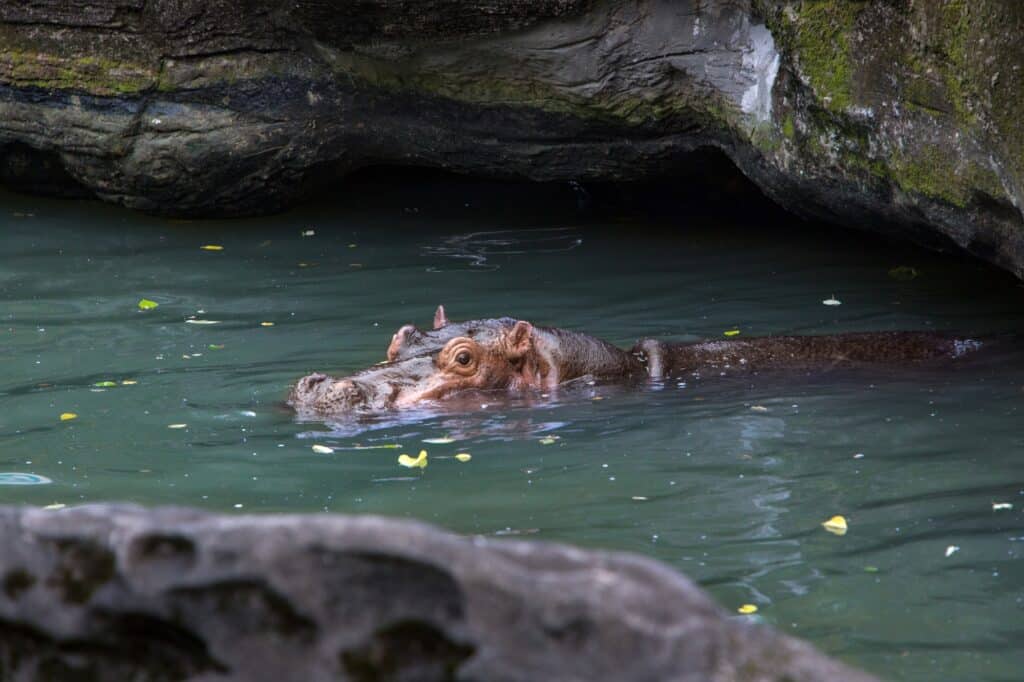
[289,305,982,417]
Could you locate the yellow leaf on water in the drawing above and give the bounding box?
[167,423,187,429]
[59,412,77,421]
[737,604,758,614]
[454,453,472,462]
[93,381,117,388]
[43,503,66,510]
[398,450,428,469]
[312,445,334,454]
[724,329,741,337]
[200,245,223,251]
[121,380,138,385]
[138,299,159,310]
[750,405,769,413]
[423,436,456,444]
[260,321,275,327]
[822,515,848,536]
[539,436,560,445]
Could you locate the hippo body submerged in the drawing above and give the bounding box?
[288,306,981,418]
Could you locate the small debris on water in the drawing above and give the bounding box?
[43,503,66,510]
[59,412,77,421]
[200,244,223,251]
[889,265,918,281]
[539,436,560,445]
[945,545,960,557]
[398,450,428,469]
[138,298,159,310]
[822,515,848,536]
[737,604,758,615]
[167,423,187,429]
[260,321,275,327]
[423,436,456,444]
[302,229,315,236]
[631,496,648,501]
[455,453,472,462]
[312,445,334,454]
[822,295,842,306]
[750,405,769,413]
[723,329,740,337]
[992,502,1013,511]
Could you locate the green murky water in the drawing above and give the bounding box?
[2,180,1023,680]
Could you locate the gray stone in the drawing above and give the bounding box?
[0,1,1020,277]
[0,504,876,681]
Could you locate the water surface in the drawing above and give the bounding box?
[1,181,1023,680]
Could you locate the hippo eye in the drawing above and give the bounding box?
[455,351,472,366]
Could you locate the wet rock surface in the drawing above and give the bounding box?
[0,504,876,681]
[0,0,1021,277]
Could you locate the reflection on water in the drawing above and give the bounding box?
[1,181,1023,682]
[422,227,583,271]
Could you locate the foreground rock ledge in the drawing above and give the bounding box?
[0,1,1022,277]
[0,505,874,681]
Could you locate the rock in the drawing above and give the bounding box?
[0,504,875,681]
[0,1,1020,277]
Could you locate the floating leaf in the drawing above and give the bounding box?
[208,344,225,350]
[864,565,879,573]
[260,321,275,327]
[200,244,224,251]
[302,229,315,236]
[889,265,918,281]
[93,381,117,388]
[167,423,187,429]
[138,298,159,310]
[822,296,842,306]
[398,450,428,469]
[423,436,456,444]
[539,436,559,445]
[992,502,1013,511]
[345,444,402,451]
[454,453,472,462]
[185,319,221,325]
[59,412,77,421]
[631,496,648,501]
[723,329,741,337]
[121,380,138,386]
[737,604,758,615]
[311,445,334,454]
[822,515,848,536]
[750,405,769,413]
[43,503,66,510]
[945,545,960,557]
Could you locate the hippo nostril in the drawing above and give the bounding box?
[334,379,368,406]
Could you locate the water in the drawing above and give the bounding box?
[2,179,1023,680]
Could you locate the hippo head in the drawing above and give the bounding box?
[288,307,557,416]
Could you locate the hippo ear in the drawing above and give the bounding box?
[507,321,534,358]
[433,305,449,330]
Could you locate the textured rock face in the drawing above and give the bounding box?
[0,505,875,682]
[0,1,1021,276]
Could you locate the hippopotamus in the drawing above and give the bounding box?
[288,305,983,418]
